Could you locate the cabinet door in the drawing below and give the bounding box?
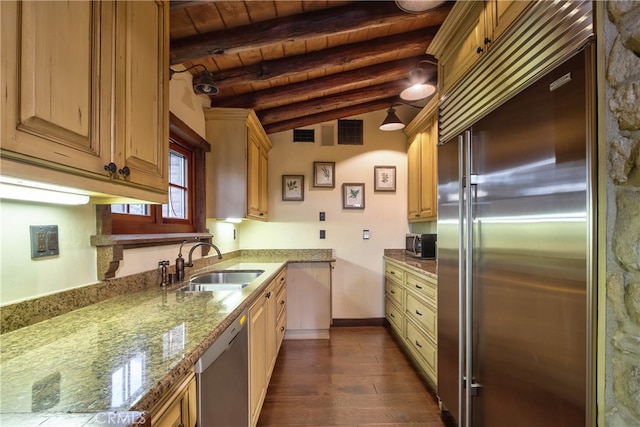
[1,1,112,173]
[249,296,267,427]
[487,0,531,43]
[439,1,486,93]
[266,283,278,378]
[113,0,168,193]
[418,123,437,219]
[286,263,331,338]
[407,133,421,220]
[247,131,263,219]
[259,147,269,216]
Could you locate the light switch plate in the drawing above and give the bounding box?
[320,229,326,239]
[30,225,59,259]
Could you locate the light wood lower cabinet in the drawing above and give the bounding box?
[384,258,438,386]
[249,267,287,427]
[150,372,196,427]
[285,262,331,339]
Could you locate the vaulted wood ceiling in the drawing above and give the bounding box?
[170,1,452,134]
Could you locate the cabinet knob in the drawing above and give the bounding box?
[477,46,484,54]
[118,166,131,177]
[280,326,285,332]
[415,340,423,348]
[484,37,492,45]
[266,291,271,299]
[104,162,117,174]
[415,309,423,316]
[280,300,285,305]
[415,284,423,290]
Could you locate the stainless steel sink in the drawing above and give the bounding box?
[178,283,248,291]
[177,269,265,292]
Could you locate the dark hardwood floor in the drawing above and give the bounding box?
[258,326,448,427]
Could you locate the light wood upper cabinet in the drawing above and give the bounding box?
[113,0,169,196]
[405,97,438,222]
[204,108,272,221]
[0,0,169,204]
[428,0,531,94]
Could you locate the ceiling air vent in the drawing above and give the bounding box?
[293,128,315,143]
[338,119,363,145]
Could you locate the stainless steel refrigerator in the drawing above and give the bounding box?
[437,46,595,426]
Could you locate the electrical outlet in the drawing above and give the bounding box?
[320,230,326,239]
[319,212,325,221]
[30,225,59,259]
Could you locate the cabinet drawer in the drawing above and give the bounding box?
[406,320,437,381]
[406,272,437,306]
[385,297,404,335]
[276,311,286,350]
[406,293,436,341]
[275,273,287,320]
[385,262,404,284]
[385,279,404,308]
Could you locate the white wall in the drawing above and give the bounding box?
[239,110,411,319]
[0,201,97,304]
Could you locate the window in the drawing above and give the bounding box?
[110,113,210,235]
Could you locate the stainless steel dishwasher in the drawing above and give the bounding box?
[194,309,249,427]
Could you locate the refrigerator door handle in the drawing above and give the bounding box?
[463,130,474,427]
[457,134,466,427]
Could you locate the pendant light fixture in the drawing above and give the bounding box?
[400,60,437,102]
[169,64,219,95]
[379,107,406,131]
[395,0,446,13]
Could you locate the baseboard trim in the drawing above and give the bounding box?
[331,318,386,327]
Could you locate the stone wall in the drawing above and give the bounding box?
[605,1,640,425]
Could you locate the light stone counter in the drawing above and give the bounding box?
[0,251,334,426]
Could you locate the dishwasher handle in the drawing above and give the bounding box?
[194,309,248,373]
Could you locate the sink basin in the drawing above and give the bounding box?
[191,270,265,284]
[178,283,248,292]
[177,269,265,292]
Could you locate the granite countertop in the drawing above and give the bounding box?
[383,249,437,279]
[0,252,333,426]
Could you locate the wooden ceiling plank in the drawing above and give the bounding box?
[212,55,434,110]
[263,98,399,134]
[170,2,451,64]
[204,28,438,88]
[257,80,409,124]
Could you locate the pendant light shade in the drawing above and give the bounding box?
[395,0,446,13]
[192,71,219,95]
[169,64,219,95]
[400,61,437,101]
[379,107,405,131]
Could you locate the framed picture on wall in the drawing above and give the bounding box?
[282,175,304,201]
[342,183,365,209]
[374,165,396,192]
[313,162,335,188]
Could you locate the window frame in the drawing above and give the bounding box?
[110,113,209,235]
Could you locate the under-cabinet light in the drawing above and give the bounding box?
[0,178,89,205]
[224,218,243,224]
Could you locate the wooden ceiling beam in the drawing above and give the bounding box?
[257,80,409,125]
[170,2,451,65]
[203,28,438,89]
[263,97,402,135]
[212,55,436,110]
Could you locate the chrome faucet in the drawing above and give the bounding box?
[175,240,223,281]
